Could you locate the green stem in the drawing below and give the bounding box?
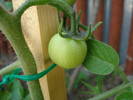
[96,76,105,93]
[0,6,43,100]
[89,81,133,100]
[0,60,20,75]
[70,13,76,33]
[13,0,73,18]
[79,24,88,30]
[13,0,75,33]
[115,66,129,83]
[0,4,10,28]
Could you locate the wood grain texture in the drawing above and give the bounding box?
[12,0,67,100]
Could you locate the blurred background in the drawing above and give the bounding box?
[0,0,133,99]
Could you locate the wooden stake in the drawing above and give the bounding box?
[12,1,67,100]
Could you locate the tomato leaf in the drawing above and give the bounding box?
[115,90,133,100]
[11,80,24,100]
[24,94,31,100]
[0,90,11,100]
[83,39,119,75]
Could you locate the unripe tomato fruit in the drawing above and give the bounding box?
[48,33,87,69]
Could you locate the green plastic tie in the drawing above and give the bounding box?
[0,64,57,87]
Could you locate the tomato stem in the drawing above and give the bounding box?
[89,81,133,100]
[115,66,129,83]
[70,13,77,34]
[0,60,20,75]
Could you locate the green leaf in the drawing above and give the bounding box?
[115,90,133,100]
[83,39,119,75]
[23,94,31,100]
[11,80,24,100]
[0,90,11,100]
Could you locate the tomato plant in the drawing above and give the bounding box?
[0,0,133,100]
[48,33,87,69]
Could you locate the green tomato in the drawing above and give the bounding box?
[66,0,77,5]
[48,33,87,69]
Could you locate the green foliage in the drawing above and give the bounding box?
[66,0,77,6]
[115,90,133,100]
[81,75,105,96]
[0,80,31,100]
[73,71,88,88]
[24,94,31,100]
[83,39,119,75]
[0,90,11,100]
[82,81,101,95]
[11,80,24,100]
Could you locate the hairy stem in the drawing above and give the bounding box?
[13,0,75,32]
[0,4,10,28]
[0,60,20,75]
[13,0,73,18]
[0,5,43,100]
[89,81,133,100]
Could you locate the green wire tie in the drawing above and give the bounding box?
[0,64,57,87]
